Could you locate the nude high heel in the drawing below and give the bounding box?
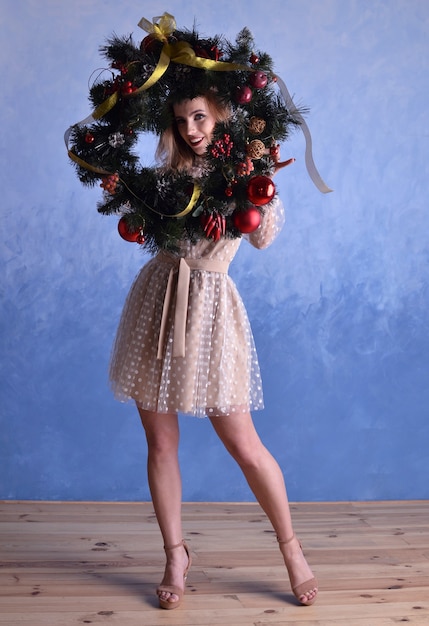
[277,534,318,606]
[157,540,192,610]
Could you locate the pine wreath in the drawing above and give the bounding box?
[66,13,305,252]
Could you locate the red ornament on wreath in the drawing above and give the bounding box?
[118,216,144,243]
[232,207,261,233]
[234,85,252,104]
[249,71,268,89]
[140,34,161,53]
[249,52,259,64]
[246,175,276,206]
[201,212,225,241]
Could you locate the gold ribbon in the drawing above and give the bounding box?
[172,183,201,218]
[130,39,252,98]
[157,254,229,359]
[67,14,252,130]
[67,149,112,176]
[66,144,200,218]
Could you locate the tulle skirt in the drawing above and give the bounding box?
[109,239,264,418]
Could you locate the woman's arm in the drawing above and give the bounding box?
[245,195,285,249]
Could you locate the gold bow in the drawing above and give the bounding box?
[138,12,176,42]
[131,23,252,97]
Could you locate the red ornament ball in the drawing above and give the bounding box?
[234,85,252,104]
[85,132,95,144]
[249,52,259,64]
[249,71,268,89]
[118,216,143,243]
[140,34,160,53]
[246,176,276,206]
[232,207,261,233]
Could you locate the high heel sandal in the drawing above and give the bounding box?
[157,540,192,610]
[277,534,318,606]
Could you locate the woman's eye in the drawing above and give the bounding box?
[195,114,205,121]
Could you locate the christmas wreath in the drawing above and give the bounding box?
[66,13,329,252]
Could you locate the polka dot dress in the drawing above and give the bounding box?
[109,198,285,418]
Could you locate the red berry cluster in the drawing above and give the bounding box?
[210,134,233,159]
[100,173,120,194]
[236,157,254,177]
[121,80,137,95]
[105,72,137,97]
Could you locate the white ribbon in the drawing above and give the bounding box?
[276,75,332,194]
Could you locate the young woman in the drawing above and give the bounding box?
[109,91,318,610]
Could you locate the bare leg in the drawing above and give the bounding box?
[209,410,318,604]
[138,408,189,607]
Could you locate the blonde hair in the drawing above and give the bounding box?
[156,91,230,173]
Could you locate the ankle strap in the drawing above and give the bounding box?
[277,533,295,545]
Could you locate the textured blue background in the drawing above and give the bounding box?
[1,0,428,501]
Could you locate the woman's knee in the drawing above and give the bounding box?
[209,411,265,467]
[231,440,267,469]
[217,428,266,468]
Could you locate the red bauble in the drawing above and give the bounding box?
[234,85,252,104]
[85,132,95,144]
[118,216,143,243]
[249,52,259,64]
[232,207,261,233]
[249,71,268,89]
[140,34,160,53]
[246,176,276,206]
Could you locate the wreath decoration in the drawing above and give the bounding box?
[66,13,328,252]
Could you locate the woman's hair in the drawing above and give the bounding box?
[156,90,230,172]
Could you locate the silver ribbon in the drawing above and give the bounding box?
[276,75,332,194]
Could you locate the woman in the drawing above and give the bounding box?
[109,91,318,609]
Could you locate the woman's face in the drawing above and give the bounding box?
[173,97,217,156]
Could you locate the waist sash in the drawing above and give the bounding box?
[156,253,229,359]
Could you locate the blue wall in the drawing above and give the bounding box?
[1,0,428,501]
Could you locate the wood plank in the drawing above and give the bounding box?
[0,500,428,625]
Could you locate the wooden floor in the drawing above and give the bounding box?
[0,501,428,625]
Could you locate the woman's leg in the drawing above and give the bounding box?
[138,408,189,606]
[209,410,317,604]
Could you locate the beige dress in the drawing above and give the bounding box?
[109,197,285,417]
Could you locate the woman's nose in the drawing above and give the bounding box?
[186,120,196,135]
